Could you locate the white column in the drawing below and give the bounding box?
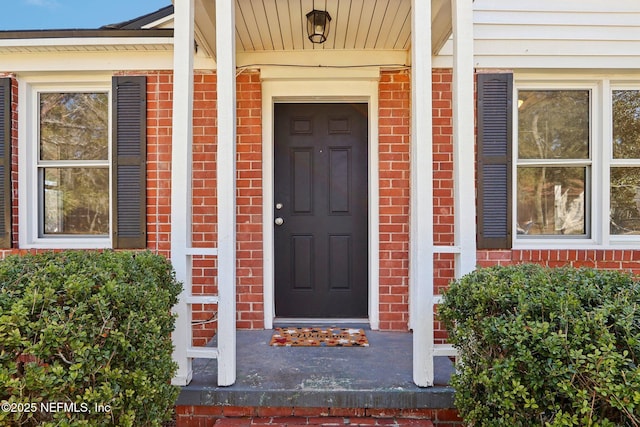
[216,0,237,387]
[452,0,476,278]
[411,0,435,387]
[170,0,196,386]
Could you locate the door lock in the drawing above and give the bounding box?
[275,203,283,210]
[275,217,284,226]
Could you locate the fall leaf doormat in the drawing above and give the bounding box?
[269,327,369,347]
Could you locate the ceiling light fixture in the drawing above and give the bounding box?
[306,9,331,44]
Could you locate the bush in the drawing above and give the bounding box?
[439,264,640,427]
[0,250,182,426]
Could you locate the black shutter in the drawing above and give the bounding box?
[0,79,12,248]
[477,73,513,249]
[112,76,146,249]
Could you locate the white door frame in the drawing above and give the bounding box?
[261,68,380,330]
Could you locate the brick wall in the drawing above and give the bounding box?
[0,71,176,259]
[189,70,265,345]
[117,70,221,347]
[429,69,640,340]
[477,249,640,273]
[377,68,461,333]
[431,69,456,343]
[175,406,463,427]
[235,71,264,330]
[145,71,174,258]
[6,66,638,341]
[0,68,455,335]
[191,72,219,346]
[378,70,411,331]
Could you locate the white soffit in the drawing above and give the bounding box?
[198,0,452,55]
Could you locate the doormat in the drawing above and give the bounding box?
[269,327,369,347]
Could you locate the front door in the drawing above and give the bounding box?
[274,103,368,318]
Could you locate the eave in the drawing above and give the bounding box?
[0,29,174,53]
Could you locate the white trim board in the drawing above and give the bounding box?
[261,70,380,331]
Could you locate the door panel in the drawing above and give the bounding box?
[292,235,313,290]
[292,149,313,213]
[274,103,368,318]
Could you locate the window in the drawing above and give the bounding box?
[514,79,640,246]
[516,89,590,237]
[610,89,640,236]
[17,76,147,249]
[477,74,640,248]
[39,91,110,236]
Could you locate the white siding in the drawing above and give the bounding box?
[434,0,640,69]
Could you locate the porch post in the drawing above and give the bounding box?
[452,0,476,277]
[170,0,195,386]
[215,0,237,386]
[410,0,435,387]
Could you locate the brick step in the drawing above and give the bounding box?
[175,406,461,426]
[214,418,434,427]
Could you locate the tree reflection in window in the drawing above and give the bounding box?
[611,90,640,235]
[39,92,109,236]
[517,90,589,236]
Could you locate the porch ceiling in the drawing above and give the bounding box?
[195,0,452,56]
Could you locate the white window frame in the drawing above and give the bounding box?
[513,75,640,249]
[19,76,112,249]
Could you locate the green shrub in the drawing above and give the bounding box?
[0,250,182,426]
[439,264,640,427]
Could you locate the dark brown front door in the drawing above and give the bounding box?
[274,103,368,318]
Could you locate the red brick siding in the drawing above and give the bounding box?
[191,72,219,346]
[378,70,411,331]
[377,69,460,333]
[477,249,640,273]
[6,66,638,341]
[175,406,462,427]
[431,69,640,339]
[431,69,456,343]
[432,69,454,248]
[190,70,265,344]
[1,70,180,261]
[235,71,264,330]
[145,71,174,258]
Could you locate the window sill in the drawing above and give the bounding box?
[513,239,640,250]
[20,237,112,250]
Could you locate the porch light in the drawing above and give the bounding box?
[306,10,331,44]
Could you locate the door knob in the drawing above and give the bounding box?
[275,217,284,226]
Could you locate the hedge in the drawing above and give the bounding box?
[0,250,182,426]
[440,264,640,426]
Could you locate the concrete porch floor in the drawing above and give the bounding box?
[177,329,456,409]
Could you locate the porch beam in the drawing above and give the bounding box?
[452,0,476,277]
[237,50,408,69]
[410,0,435,387]
[215,0,237,387]
[170,0,196,387]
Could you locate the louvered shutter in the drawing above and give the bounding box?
[112,76,146,249]
[477,73,513,249]
[0,79,12,248]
